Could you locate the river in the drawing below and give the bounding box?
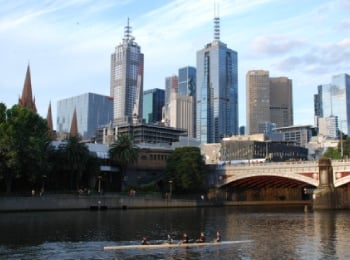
[0,206,349,259]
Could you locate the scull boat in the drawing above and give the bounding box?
[103,240,252,250]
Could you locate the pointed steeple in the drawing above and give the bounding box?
[69,108,78,137]
[46,102,55,140]
[18,64,37,112]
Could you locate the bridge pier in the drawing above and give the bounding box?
[313,158,336,210]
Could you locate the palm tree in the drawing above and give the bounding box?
[61,136,90,190]
[109,134,139,191]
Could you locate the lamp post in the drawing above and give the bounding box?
[98,176,102,193]
[168,180,173,200]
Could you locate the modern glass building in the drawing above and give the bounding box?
[57,93,113,139]
[110,19,144,125]
[178,66,196,137]
[196,17,238,143]
[315,74,350,135]
[178,66,196,96]
[143,88,165,124]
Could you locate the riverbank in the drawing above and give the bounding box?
[0,193,312,212]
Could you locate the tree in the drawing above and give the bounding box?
[0,104,51,193]
[165,147,207,193]
[323,147,341,159]
[58,136,90,190]
[109,134,139,190]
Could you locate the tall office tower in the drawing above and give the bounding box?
[269,77,293,127]
[57,93,113,140]
[165,75,178,105]
[315,74,350,135]
[178,66,196,96]
[246,70,293,134]
[246,70,270,135]
[110,19,144,125]
[168,92,194,137]
[143,88,165,124]
[196,16,238,143]
[178,66,196,137]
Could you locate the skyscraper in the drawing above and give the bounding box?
[178,66,196,97]
[178,66,196,137]
[315,73,350,135]
[246,70,293,134]
[143,88,165,124]
[196,16,238,143]
[110,19,144,125]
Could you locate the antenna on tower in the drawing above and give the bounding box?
[214,1,220,41]
[124,17,132,41]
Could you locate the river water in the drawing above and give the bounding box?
[0,206,349,259]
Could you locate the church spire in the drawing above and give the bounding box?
[18,64,37,112]
[69,108,78,138]
[46,101,55,140]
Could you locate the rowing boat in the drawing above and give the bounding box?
[103,240,252,250]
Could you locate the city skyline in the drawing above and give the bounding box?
[1,0,349,129]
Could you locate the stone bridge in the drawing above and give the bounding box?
[212,160,350,188]
[208,159,350,209]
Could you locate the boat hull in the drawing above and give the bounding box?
[104,240,252,250]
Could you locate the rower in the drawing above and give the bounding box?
[197,232,205,243]
[141,237,149,245]
[166,234,173,244]
[216,231,221,242]
[182,233,189,244]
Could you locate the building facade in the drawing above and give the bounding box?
[196,17,238,143]
[246,70,293,134]
[143,88,165,124]
[168,92,194,137]
[315,74,350,135]
[110,19,144,125]
[57,93,113,140]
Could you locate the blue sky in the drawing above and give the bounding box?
[1,0,349,129]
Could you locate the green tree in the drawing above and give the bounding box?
[109,134,139,190]
[58,136,90,190]
[165,146,207,193]
[0,104,51,193]
[323,147,341,159]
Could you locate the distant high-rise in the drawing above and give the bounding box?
[143,88,165,124]
[196,16,238,143]
[178,66,196,137]
[110,18,144,125]
[178,66,196,96]
[246,70,293,134]
[164,75,178,105]
[18,65,37,112]
[315,73,350,135]
[57,93,113,140]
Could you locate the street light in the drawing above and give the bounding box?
[98,176,102,193]
[168,180,173,200]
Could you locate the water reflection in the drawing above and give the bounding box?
[0,207,349,259]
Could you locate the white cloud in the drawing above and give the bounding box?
[251,35,307,56]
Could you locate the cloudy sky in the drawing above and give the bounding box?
[1,0,349,129]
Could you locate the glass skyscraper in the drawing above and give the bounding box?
[57,93,113,139]
[315,73,350,135]
[196,17,238,143]
[178,66,196,96]
[143,88,165,124]
[110,19,144,125]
